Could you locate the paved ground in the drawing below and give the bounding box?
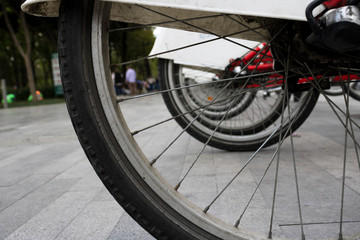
[0,94,360,240]
[0,101,155,240]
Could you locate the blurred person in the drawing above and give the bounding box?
[126,66,137,96]
[146,75,156,91]
[112,68,125,95]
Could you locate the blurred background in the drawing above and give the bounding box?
[0,0,157,107]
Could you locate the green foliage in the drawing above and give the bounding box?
[0,1,58,92]
[38,86,62,99]
[4,98,65,108]
[109,22,156,80]
[7,86,29,101]
[4,85,62,102]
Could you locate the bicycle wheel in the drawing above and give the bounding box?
[159,59,319,151]
[348,82,360,101]
[323,82,344,96]
[59,0,360,239]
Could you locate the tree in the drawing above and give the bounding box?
[109,22,156,80]
[0,2,154,101]
[1,2,37,101]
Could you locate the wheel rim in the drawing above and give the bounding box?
[164,61,294,137]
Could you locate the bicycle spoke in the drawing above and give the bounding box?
[268,71,288,240]
[296,64,360,239]
[174,45,273,185]
[339,78,351,240]
[116,70,285,103]
[149,42,269,165]
[108,14,225,32]
[339,69,360,169]
[173,45,278,190]
[127,40,282,149]
[136,4,270,54]
[234,102,300,228]
[111,28,263,68]
[284,50,305,240]
[203,89,314,214]
[348,103,360,170]
[175,90,246,191]
[131,88,256,135]
[150,79,234,166]
[298,63,360,149]
[115,21,288,105]
[128,77,287,138]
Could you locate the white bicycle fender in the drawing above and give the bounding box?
[22,0,312,21]
[150,28,260,70]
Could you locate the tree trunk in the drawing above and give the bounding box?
[3,7,37,101]
[24,57,36,100]
[46,56,53,87]
[144,58,152,78]
[121,23,128,76]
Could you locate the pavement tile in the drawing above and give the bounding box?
[0,143,79,187]
[0,95,360,240]
[54,200,123,240]
[4,190,101,240]
[0,145,44,169]
[107,213,155,240]
[0,178,77,240]
[0,174,54,212]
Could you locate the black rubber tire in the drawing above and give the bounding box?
[348,82,360,101]
[182,77,256,120]
[58,0,221,239]
[168,62,287,135]
[159,59,320,151]
[323,87,343,96]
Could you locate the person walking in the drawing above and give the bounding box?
[112,68,125,95]
[126,66,137,96]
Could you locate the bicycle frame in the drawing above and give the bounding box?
[151,26,360,92]
[229,44,360,90]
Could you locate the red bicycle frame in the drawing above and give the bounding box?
[227,43,360,90]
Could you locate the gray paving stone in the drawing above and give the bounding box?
[4,190,101,240]
[107,213,156,240]
[1,95,360,240]
[0,174,54,211]
[280,222,360,239]
[67,170,104,193]
[54,159,92,180]
[54,200,123,240]
[0,178,76,240]
[0,147,17,162]
[0,143,79,186]
[92,188,117,202]
[0,103,153,240]
[34,149,84,175]
[0,145,44,169]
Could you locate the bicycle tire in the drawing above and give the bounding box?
[323,87,344,96]
[348,82,360,101]
[58,1,221,239]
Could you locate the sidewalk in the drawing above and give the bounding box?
[0,103,154,240]
[0,94,360,240]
